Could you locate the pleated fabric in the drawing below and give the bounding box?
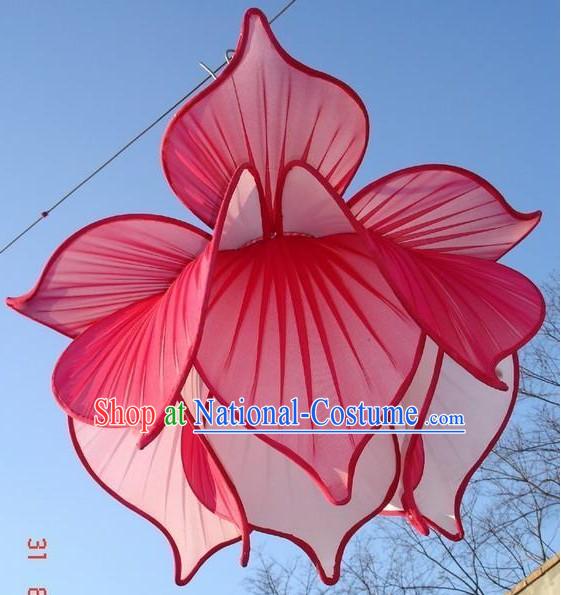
[400,349,517,539]
[180,371,398,585]
[196,165,422,501]
[349,166,544,387]
[70,418,242,585]
[349,165,540,259]
[7,215,209,337]
[7,7,546,588]
[381,339,517,539]
[161,9,368,228]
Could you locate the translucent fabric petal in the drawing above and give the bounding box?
[5,5,545,589]
[51,168,260,432]
[278,162,356,236]
[349,165,541,260]
[381,339,441,513]
[162,9,368,228]
[6,215,209,338]
[180,370,247,527]
[208,429,398,585]
[69,419,241,586]
[53,246,213,429]
[400,349,518,539]
[181,373,399,586]
[181,420,249,561]
[348,165,543,385]
[219,168,266,249]
[195,165,422,501]
[365,236,543,388]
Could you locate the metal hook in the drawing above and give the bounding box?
[199,49,233,80]
[198,62,218,80]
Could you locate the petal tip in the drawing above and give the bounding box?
[6,295,20,309]
[522,209,543,235]
[320,574,338,587]
[515,207,542,224]
[402,493,431,535]
[315,560,342,586]
[530,209,542,222]
[244,7,268,24]
[6,292,30,312]
[240,8,272,48]
[483,366,510,391]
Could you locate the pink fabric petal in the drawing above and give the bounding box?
[53,245,213,428]
[401,347,518,539]
[381,339,441,513]
[210,429,398,585]
[181,373,399,586]
[349,164,541,260]
[69,418,241,586]
[182,421,246,528]
[365,236,543,388]
[180,369,249,534]
[348,165,543,385]
[278,162,356,236]
[219,168,266,249]
[162,9,368,228]
[7,215,209,338]
[52,167,259,432]
[181,417,249,560]
[195,167,422,500]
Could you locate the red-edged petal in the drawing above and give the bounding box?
[366,236,543,388]
[219,168,267,248]
[400,347,518,539]
[7,214,209,338]
[162,9,368,228]
[213,429,398,585]
[180,369,249,539]
[348,165,543,386]
[381,339,441,513]
[182,423,246,529]
[349,164,540,260]
[69,418,242,586]
[195,164,422,501]
[277,162,356,236]
[52,245,213,429]
[52,168,259,433]
[181,372,399,586]
[181,419,249,561]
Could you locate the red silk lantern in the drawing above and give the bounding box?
[8,9,544,585]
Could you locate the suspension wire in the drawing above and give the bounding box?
[0,0,297,255]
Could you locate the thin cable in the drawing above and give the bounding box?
[1,0,297,255]
[268,0,296,24]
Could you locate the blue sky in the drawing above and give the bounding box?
[1,1,558,594]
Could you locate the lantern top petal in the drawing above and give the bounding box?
[161,8,369,228]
